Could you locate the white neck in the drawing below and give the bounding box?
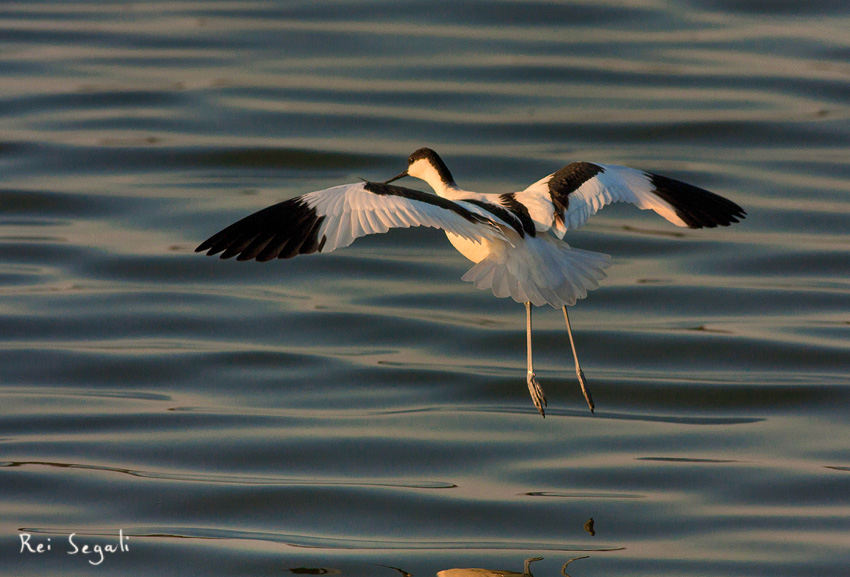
[407,158,458,197]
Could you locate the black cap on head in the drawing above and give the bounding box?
[408,148,455,185]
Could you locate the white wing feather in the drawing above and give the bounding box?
[196,181,507,262]
[516,163,687,238]
[305,183,505,253]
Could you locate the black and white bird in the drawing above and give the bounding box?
[196,148,745,416]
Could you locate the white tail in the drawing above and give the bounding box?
[461,234,611,308]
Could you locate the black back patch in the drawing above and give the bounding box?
[548,162,605,227]
[499,193,536,237]
[461,198,527,238]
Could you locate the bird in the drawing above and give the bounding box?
[196,148,746,417]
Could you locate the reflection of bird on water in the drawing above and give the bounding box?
[437,555,589,577]
[287,568,341,575]
[198,148,745,416]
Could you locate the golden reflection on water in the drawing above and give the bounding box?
[2,1,850,576]
[438,556,590,577]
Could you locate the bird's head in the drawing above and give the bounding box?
[385,148,457,194]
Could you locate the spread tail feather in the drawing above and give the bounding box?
[461,236,611,308]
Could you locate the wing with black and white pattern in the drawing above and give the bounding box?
[509,162,746,238]
[196,181,505,262]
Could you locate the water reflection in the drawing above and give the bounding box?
[380,565,413,577]
[3,1,850,576]
[438,556,589,577]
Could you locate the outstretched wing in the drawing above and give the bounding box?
[508,162,746,238]
[196,181,504,262]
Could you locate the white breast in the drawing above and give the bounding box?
[444,231,495,263]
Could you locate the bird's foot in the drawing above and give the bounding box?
[527,371,547,417]
[576,368,595,414]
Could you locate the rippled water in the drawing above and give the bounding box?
[2,1,849,575]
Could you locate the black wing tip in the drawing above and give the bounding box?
[194,243,233,259]
[195,197,325,263]
[648,172,747,229]
[194,238,229,258]
[685,207,747,229]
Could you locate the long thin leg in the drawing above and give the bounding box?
[526,302,547,417]
[563,306,594,413]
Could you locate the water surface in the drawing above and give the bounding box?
[2,1,849,575]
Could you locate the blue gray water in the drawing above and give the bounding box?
[2,1,849,575]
